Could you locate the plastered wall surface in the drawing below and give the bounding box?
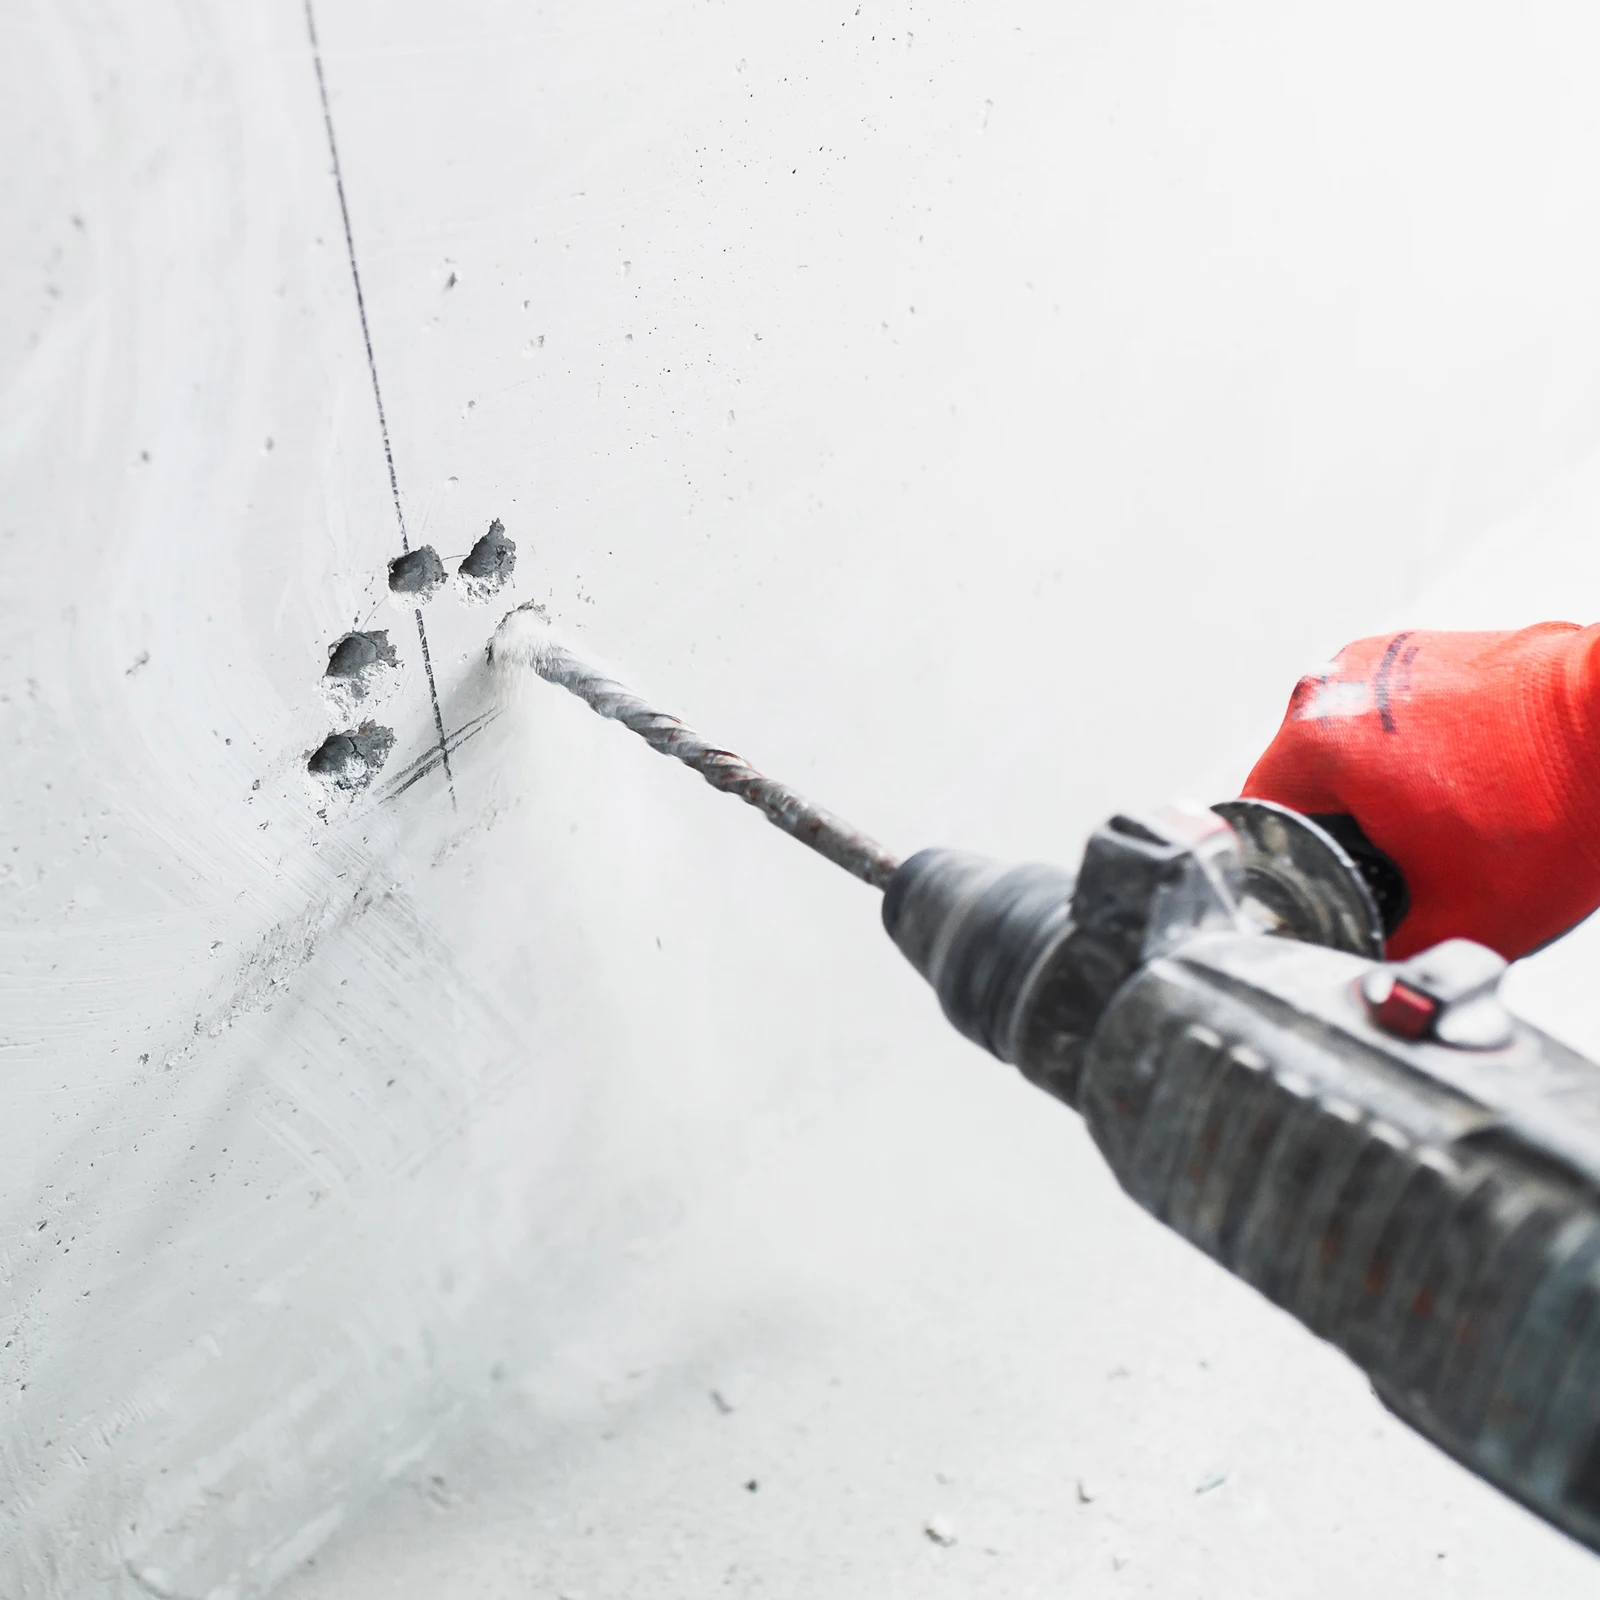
[8,2,1600,1595]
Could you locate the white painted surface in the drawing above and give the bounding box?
[8,2,1600,1595]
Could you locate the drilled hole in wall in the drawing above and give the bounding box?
[323,629,398,707]
[388,546,446,599]
[307,722,395,792]
[457,518,516,602]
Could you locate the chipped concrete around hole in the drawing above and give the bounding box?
[456,519,516,603]
[306,723,396,792]
[388,546,446,600]
[323,630,399,712]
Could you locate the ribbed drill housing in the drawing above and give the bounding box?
[1079,934,1600,1555]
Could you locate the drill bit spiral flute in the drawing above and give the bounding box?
[489,605,900,886]
[491,601,1600,1561]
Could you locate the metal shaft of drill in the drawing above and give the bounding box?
[533,640,901,889]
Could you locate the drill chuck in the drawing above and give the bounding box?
[883,808,1250,1106]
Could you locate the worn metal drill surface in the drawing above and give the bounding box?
[490,608,902,889]
[1079,930,1600,1555]
[1210,799,1386,957]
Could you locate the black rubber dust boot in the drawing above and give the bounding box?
[881,849,1076,1066]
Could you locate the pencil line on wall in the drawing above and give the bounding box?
[304,0,456,806]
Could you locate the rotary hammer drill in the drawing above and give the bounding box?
[494,607,1600,1557]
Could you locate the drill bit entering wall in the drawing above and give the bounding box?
[489,604,902,889]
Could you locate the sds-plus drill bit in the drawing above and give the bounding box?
[488,604,902,888]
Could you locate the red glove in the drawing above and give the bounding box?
[1241,622,1600,962]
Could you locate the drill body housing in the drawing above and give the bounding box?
[884,807,1600,1555]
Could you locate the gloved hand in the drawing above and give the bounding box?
[1241,622,1600,961]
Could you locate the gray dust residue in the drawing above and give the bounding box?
[323,629,398,703]
[307,722,395,791]
[456,518,516,602]
[388,546,446,599]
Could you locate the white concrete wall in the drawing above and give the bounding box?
[8,1,1600,1595]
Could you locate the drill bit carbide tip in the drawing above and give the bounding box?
[489,603,902,889]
